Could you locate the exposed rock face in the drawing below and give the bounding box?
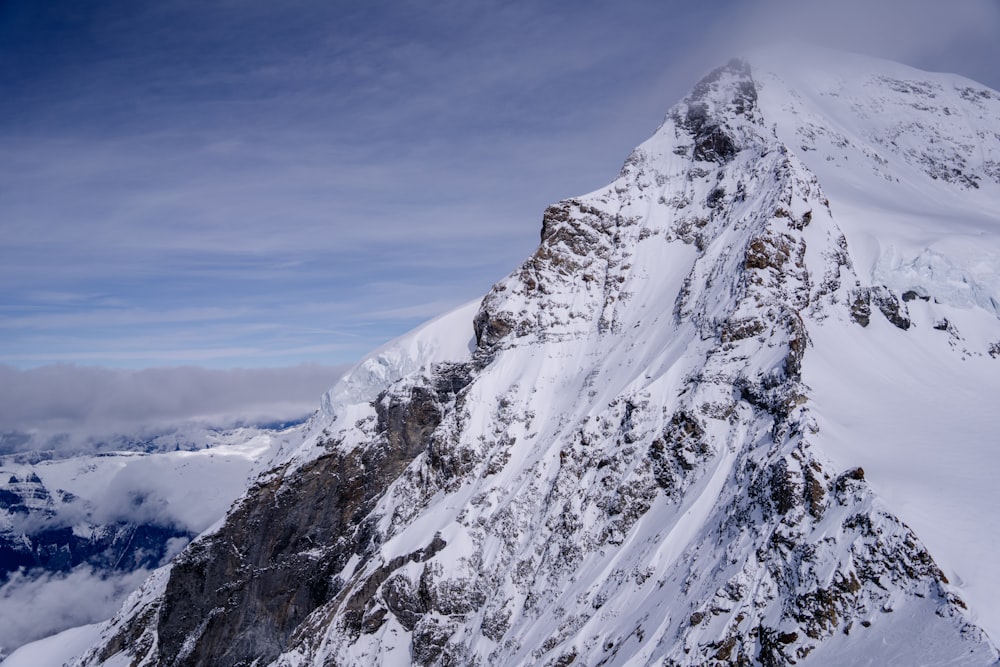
[74,56,1000,667]
[849,285,911,329]
[90,364,470,667]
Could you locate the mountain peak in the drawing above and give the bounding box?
[677,57,760,163]
[61,52,1000,667]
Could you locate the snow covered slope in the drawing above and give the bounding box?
[66,51,1000,666]
[752,48,1000,645]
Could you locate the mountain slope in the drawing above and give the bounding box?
[68,52,1000,667]
[749,48,1000,642]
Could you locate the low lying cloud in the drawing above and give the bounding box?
[0,363,349,454]
[0,565,155,656]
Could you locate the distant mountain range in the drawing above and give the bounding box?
[0,423,297,657]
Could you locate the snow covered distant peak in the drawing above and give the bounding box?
[65,52,1000,667]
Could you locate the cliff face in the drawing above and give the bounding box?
[73,53,1000,666]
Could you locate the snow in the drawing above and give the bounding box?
[271,299,480,466]
[874,247,1000,316]
[275,50,1000,664]
[0,427,286,656]
[319,299,479,417]
[1,623,102,667]
[1,430,279,534]
[752,46,1000,310]
[805,596,991,667]
[52,48,1000,666]
[751,48,1000,644]
[806,314,1000,642]
[645,431,739,580]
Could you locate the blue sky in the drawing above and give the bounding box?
[2,0,999,371]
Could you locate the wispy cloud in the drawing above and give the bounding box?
[1,1,996,369]
[700,0,1000,79]
[0,1,708,368]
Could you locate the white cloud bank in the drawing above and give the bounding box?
[0,564,156,657]
[0,363,349,453]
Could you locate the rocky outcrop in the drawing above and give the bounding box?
[849,285,911,329]
[147,365,468,667]
[678,59,759,164]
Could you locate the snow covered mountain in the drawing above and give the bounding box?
[32,50,1000,666]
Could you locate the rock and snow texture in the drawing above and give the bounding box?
[68,51,1000,666]
[750,49,1000,646]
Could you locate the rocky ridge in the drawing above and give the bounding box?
[70,55,1000,666]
